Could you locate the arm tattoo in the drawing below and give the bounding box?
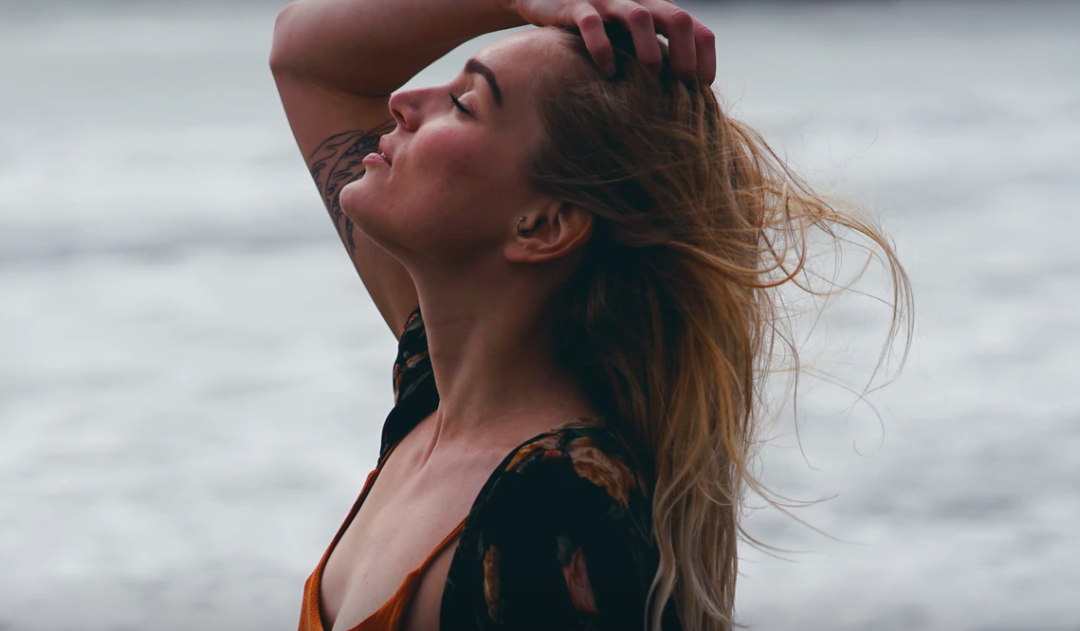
[307,121,396,256]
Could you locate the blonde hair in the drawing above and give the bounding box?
[528,23,915,631]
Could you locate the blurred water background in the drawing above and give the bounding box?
[2,1,1078,629]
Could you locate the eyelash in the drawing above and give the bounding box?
[449,92,471,116]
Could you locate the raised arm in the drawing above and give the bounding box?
[269,0,528,339]
[270,0,715,338]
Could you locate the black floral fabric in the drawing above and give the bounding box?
[384,306,681,631]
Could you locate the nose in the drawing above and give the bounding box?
[388,88,423,132]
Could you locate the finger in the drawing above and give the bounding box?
[650,4,697,79]
[695,23,716,84]
[571,5,615,75]
[599,0,663,74]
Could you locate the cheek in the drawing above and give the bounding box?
[410,126,526,206]
[339,129,525,261]
[412,128,496,193]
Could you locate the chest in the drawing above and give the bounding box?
[319,448,504,631]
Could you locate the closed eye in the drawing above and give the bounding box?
[449,92,472,117]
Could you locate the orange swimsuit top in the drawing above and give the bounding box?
[297,440,468,631]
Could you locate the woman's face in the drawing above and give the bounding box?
[339,28,571,271]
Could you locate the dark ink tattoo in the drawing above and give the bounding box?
[307,121,397,256]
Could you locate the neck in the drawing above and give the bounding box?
[408,266,598,462]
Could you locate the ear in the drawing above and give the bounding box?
[504,201,593,265]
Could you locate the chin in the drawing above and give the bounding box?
[338,180,380,227]
[339,189,406,251]
[338,177,366,210]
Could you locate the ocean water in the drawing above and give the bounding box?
[1,1,1078,630]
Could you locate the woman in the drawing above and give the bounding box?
[269,0,912,629]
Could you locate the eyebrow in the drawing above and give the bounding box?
[465,58,503,108]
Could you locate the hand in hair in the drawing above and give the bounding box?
[500,0,716,83]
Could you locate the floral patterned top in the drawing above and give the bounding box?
[380,306,681,630]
